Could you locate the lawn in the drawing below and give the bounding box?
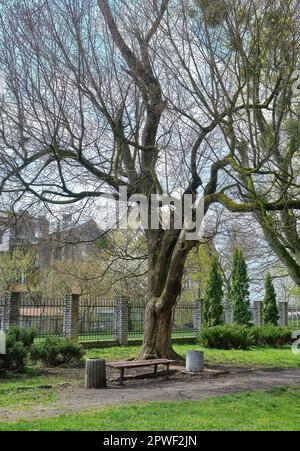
[86,344,300,368]
[0,370,74,410]
[1,387,300,431]
[0,383,57,409]
[289,320,300,328]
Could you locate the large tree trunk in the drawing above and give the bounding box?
[138,230,196,360]
[138,299,176,359]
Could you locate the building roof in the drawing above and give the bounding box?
[19,307,63,317]
[50,219,106,242]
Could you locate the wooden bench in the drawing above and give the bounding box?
[106,359,175,385]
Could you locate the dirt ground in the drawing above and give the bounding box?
[1,364,300,422]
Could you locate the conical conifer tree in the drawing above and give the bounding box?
[263,272,279,326]
[203,256,223,327]
[231,248,251,326]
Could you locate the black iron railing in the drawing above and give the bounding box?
[79,298,116,341]
[0,293,199,341]
[19,294,64,337]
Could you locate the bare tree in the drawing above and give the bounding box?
[192,0,300,287]
[1,0,300,358]
[214,211,284,299]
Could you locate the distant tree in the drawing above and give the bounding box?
[38,229,148,299]
[231,249,251,326]
[180,244,213,303]
[263,273,279,326]
[0,249,36,292]
[203,257,223,327]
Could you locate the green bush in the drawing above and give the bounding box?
[252,325,293,348]
[198,324,253,350]
[30,337,84,367]
[7,326,36,348]
[0,327,36,375]
[198,324,294,350]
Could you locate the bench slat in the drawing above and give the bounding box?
[107,359,174,369]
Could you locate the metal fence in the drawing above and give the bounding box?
[288,307,300,328]
[79,298,116,341]
[172,302,196,336]
[128,300,144,338]
[127,300,196,339]
[2,292,298,343]
[19,294,64,337]
[0,293,198,342]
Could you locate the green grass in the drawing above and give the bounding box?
[1,387,300,431]
[0,385,56,409]
[0,374,58,409]
[86,344,300,368]
[0,370,77,409]
[289,320,300,328]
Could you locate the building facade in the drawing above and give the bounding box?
[0,211,107,270]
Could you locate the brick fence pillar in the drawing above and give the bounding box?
[63,294,80,341]
[278,302,288,327]
[2,291,21,332]
[253,301,263,326]
[193,299,203,333]
[224,300,232,325]
[115,296,128,346]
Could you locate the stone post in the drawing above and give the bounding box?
[2,291,21,332]
[224,300,232,325]
[193,299,203,333]
[63,294,80,341]
[278,302,288,327]
[115,296,128,346]
[253,301,263,326]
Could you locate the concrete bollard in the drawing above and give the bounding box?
[186,350,204,372]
